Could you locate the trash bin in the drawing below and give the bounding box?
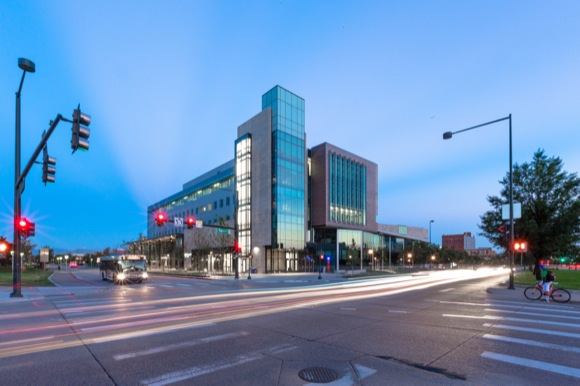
[251,267,257,274]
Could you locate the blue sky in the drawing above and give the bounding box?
[1,0,579,252]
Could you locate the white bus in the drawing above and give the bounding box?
[99,254,148,284]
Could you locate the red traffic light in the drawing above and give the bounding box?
[513,241,528,252]
[17,218,35,237]
[186,216,195,229]
[0,241,11,253]
[18,218,29,229]
[155,212,167,226]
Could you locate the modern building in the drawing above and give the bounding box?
[442,232,476,251]
[145,85,427,274]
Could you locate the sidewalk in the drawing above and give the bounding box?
[0,270,98,303]
[486,282,580,304]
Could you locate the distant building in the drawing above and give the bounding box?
[442,232,476,251]
[467,247,496,257]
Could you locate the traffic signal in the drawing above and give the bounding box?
[0,241,12,256]
[42,145,56,184]
[155,212,167,226]
[234,241,241,253]
[186,216,195,229]
[17,218,35,237]
[498,225,506,239]
[71,105,91,153]
[513,241,527,252]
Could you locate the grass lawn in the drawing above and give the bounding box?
[0,266,55,287]
[515,268,580,290]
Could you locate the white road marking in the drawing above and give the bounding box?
[114,331,250,360]
[141,344,296,386]
[89,322,215,344]
[482,323,580,339]
[80,315,191,332]
[445,314,580,328]
[389,310,407,314]
[64,306,155,318]
[483,334,580,354]
[481,351,580,378]
[439,288,455,292]
[484,308,580,320]
[443,314,501,320]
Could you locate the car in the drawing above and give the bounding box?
[69,261,78,268]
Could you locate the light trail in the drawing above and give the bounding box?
[0,268,507,359]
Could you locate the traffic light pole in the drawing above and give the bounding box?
[12,113,63,298]
[12,67,26,297]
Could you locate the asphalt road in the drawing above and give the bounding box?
[1,268,579,385]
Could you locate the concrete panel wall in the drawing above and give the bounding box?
[310,142,378,233]
[237,108,272,271]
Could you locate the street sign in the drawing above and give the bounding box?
[217,228,231,235]
[174,217,184,227]
[502,202,521,220]
[195,220,203,228]
[40,248,50,263]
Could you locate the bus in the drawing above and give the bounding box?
[99,254,148,284]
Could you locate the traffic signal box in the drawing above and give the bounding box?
[17,218,35,238]
[513,241,528,252]
[42,145,56,184]
[155,212,167,226]
[71,106,91,153]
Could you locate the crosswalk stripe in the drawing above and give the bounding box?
[483,334,580,354]
[482,323,580,339]
[481,351,580,378]
[485,308,580,321]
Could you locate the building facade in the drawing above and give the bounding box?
[442,232,476,251]
[145,85,428,274]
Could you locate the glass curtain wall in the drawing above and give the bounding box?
[235,135,252,259]
[262,86,306,251]
[329,154,367,226]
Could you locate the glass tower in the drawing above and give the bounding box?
[262,86,306,250]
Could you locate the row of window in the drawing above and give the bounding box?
[329,153,367,225]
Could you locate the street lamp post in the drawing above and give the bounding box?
[11,58,36,298]
[429,220,434,244]
[443,115,515,289]
[368,249,373,271]
[318,254,323,280]
[348,255,352,275]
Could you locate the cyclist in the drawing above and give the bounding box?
[541,265,556,302]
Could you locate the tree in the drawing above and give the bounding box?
[479,149,580,262]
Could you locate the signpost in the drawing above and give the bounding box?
[40,248,49,269]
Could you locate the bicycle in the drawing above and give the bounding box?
[524,281,571,303]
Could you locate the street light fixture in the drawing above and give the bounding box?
[443,115,515,289]
[11,58,36,298]
[429,220,434,244]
